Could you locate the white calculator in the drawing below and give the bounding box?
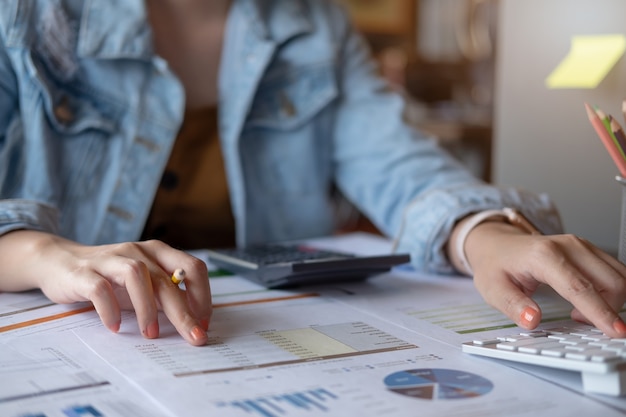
[463,324,626,396]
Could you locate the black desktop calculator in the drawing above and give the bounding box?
[206,244,411,288]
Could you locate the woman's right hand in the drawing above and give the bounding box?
[459,221,626,338]
[0,230,211,346]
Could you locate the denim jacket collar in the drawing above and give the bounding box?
[1,0,313,61]
[1,0,154,60]
[217,0,314,145]
[78,0,154,60]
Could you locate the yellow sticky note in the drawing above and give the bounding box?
[546,34,626,89]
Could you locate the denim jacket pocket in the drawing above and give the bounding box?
[21,52,120,200]
[25,52,117,136]
[239,63,337,197]
[246,62,337,131]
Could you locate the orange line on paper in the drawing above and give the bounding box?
[0,305,95,333]
[0,293,320,332]
[213,293,319,309]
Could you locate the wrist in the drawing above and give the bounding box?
[0,230,66,291]
[449,208,541,276]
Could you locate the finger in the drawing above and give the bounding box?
[561,241,626,325]
[175,257,212,330]
[70,271,122,333]
[592,240,626,311]
[541,259,626,337]
[96,257,160,339]
[474,271,543,329]
[578,241,626,309]
[140,240,212,327]
[150,267,208,346]
[499,235,626,337]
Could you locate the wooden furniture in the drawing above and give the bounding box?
[338,0,417,53]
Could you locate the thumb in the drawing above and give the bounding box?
[474,272,543,329]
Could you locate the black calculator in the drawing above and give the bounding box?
[206,244,411,288]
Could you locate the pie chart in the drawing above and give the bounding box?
[384,368,493,400]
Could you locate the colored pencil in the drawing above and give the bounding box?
[585,103,626,176]
[595,108,626,159]
[610,117,626,159]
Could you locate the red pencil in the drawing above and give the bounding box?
[585,103,626,176]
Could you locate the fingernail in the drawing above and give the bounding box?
[145,321,159,339]
[613,318,626,334]
[520,306,538,328]
[200,318,209,331]
[190,325,207,344]
[109,321,121,333]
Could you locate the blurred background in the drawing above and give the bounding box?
[339,0,497,182]
[338,0,626,256]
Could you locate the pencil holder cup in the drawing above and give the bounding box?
[618,176,626,264]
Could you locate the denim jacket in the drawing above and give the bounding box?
[0,0,562,273]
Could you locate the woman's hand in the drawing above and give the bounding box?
[455,220,626,338]
[0,230,211,346]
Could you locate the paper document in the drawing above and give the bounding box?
[76,296,621,417]
[0,333,172,417]
[2,233,626,416]
[322,269,626,411]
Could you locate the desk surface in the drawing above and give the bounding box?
[1,233,624,417]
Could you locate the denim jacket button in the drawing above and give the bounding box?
[160,170,179,190]
[54,96,74,124]
[279,92,296,117]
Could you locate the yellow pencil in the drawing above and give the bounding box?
[171,268,186,285]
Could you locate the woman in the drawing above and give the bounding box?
[0,0,624,346]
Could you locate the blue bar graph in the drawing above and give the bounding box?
[218,388,338,417]
[62,405,103,417]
